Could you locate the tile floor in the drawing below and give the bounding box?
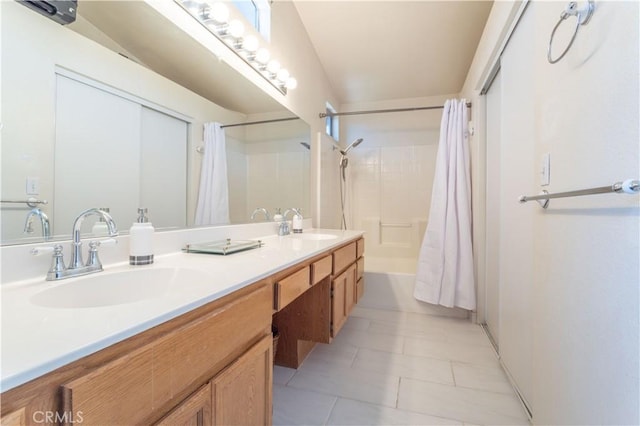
[272,306,530,426]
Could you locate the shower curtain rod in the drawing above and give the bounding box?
[220,116,299,129]
[318,102,472,118]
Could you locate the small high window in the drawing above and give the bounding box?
[325,102,339,141]
[232,0,271,41]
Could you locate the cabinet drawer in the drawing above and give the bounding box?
[61,283,272,425]
[356,238,365,258]
[332,242,356,275]
[311,255,332,285]
[357,257,364,281]
[275,266,310,311]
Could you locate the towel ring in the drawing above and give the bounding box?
[547,1,595,64]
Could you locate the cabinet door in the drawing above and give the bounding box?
[331,268,348,337]
[0,408,25,426]
[155,383,212,426]
[212,335,272,426]
[344,264,357,316]
[333,264,357,337]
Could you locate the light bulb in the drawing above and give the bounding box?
[255,48,270,64]
[276,68,290,83]
[209,2,229,23]
[243,35,259,53]
[285,77,298,90]
[267,60,281,74]
[228,20,244,39]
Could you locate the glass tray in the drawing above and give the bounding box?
[182,238,263,255]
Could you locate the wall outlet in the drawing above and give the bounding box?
[541,153,550,186]
[26,177,40,195]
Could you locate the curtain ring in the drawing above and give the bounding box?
[547,1,595,64]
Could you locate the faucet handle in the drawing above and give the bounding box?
[86,238,117,268]
[278,220,290,236]
[34,245,67,281]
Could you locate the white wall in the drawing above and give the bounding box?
[461,1,640,423]
[318,132,342,229]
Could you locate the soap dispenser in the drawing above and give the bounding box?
[292,209,303,233]
[129,208,154,265]
[272,208,283,222]
[91,207,110,236]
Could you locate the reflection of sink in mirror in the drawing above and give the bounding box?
[30,267,210,309]
[289,233,338,241]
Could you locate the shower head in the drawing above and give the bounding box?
[340,138,363,155]
[300,142,310,150]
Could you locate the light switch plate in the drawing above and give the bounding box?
[26,177,40,195]
[541,153,550,186]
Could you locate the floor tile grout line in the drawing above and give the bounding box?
[450,360,457,387]
[322,396,339,426]
[284,381,399,410]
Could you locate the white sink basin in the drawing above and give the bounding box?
[289,233,338,241]
[30,267,210,309]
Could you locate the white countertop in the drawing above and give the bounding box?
[1,228,363,392]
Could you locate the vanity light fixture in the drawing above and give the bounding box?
[176,0,297,95]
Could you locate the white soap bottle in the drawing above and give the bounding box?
[292,209,303,233]
[272,208,283,222]
[129,208,154,265]
[91,207,110,236]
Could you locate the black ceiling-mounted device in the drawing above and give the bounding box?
[16,0,78,25]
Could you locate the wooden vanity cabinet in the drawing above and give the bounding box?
[0,280,272,426]
[273,237,365,368]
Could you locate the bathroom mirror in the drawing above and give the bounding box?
[0,1,310,246]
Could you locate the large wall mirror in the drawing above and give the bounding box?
[0,1,310,246]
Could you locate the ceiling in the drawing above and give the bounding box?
[72,1,493,113]
[294,1,493,104]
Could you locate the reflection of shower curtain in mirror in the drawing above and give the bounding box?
[414,99,475,310]
[195,122,230,225]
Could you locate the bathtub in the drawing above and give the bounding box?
[359,256,469,319]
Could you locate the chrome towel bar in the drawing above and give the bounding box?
[1,198,48,208]
[519,179,639,209]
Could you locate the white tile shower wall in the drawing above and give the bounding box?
[245,152,309,219]
[243,138,310,221]
[342,97,452,262]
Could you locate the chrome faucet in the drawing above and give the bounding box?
[70,208,118,269]
[278,209,300,236]
[250,207,271,221]
[283,208,301,220]
[35,208,118,281]
[23,208,51,240]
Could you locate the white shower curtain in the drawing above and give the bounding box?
[195,122,230,225]
[414,99,475,310]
